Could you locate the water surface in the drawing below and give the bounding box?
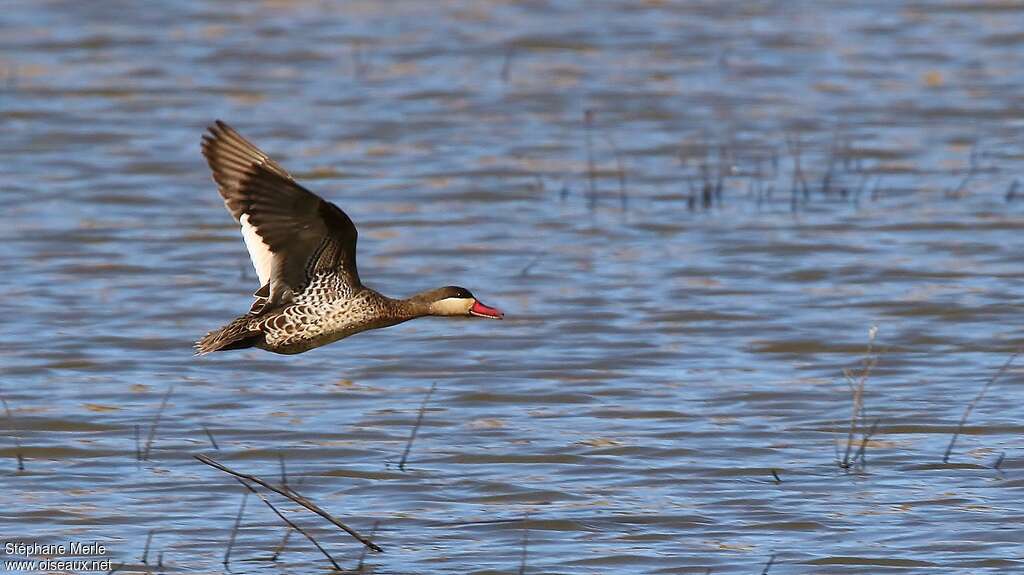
[3,1,1024,573]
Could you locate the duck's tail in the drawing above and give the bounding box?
[194,314,263,355]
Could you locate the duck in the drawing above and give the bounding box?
[195,121,503,355]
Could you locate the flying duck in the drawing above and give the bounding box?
[195,121,503,355]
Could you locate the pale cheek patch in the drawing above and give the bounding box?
[239,213,273,285]
[431,297,473,316]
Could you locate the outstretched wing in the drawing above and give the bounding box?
[201,121,360,306]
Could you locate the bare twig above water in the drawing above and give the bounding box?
[771,469,782,484]
[761,553,776,575]
[400,382,437,471]
[351,40,371,80]
[501,45,515,83]
[700,161,713,209]
[518,254,543,277]
[840,366,868,469]
[603,134,628,211]
[850,417,880,468]
[356,520,380,572]
[134,424,141,463]
[946,143,981,198]
[785,132,809,206]
[268,477,306,562]
[202,425,219,450]
[821,133,838,196]
[235,477,343,571]
[584,109,597,209]
[531,174,545,194]
[270,524,293,563]
[993,451,1006,473]
[839,326,879,470]
[142,385,174,460]
[141,530,155,564]
[943,349,1021,463]
[194,454,383,553]
[223,490,248,568]
[1,395,25,471]
[518,512,530,575]
[714,144,728,204]
[1006,179,1020,202]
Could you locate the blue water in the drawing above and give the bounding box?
[3,1,1024,573]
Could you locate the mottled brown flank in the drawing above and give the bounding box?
[255,274,409,354]
[196,272,425,355]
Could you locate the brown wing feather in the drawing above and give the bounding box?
[201,120,292,223]
[201,121,361,304]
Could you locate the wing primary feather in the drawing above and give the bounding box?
[201,121,362,303]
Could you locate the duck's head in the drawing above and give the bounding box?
[421,286,504,319]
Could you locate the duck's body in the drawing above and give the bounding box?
[205,277,402,355]
[195,121,502,355]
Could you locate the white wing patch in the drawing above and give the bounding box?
[239,213,273,286]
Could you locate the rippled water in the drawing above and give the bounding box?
[3,1,1024,573]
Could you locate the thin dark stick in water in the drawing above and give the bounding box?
[203,425,219,450]
[700,161,713,209]
[142,385,174,460]
[399,382,437,471]
[269,525,293,562]
[518,512,530,575]
[771,469,781,484]
[532,174,544,194]
[223,491,248,567]
[944,349,1021,463]
[840,368,871,469]
[235,478,342,571]
[851,418,880,469]
[500,45,514,82]
[1006,179,1020,202]
[156,551,163,569]
[518,254,543,277]
[948,143,980,198]
[840,371,864,467]
[351,40,369,80]
[141,530,154,564]
[269,477,306,562]
[584,109,597,209]
[356,520,380,572]
[785,132,808,203]
[279,454,288,488]
[994,451,1006,471]
[714,144,727,203]
[194,454,383,553]
[134,424,141,463]
[1,396,24,471]
[821,131,838,196]
[761,553,776,575]
[603,134,627,211]
[870,176,884,201]
[840,327,877,469]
